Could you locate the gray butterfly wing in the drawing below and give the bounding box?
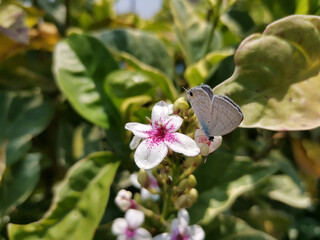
[209,95,243,136]
[186,86,213,137]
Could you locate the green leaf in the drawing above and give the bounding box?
[93,29,174,77]
[190,151,278,224]
[8,151,120,240]
[53,34,128,157]
[0,153,41,218]
[204,214,277,240]
[0,92,54,165]
[184,49,234,87]
[54,34,120,130]
[106,69,154,98]
[119,52,178,101]
[170,0,222,65]
[261,175,312,209]
[214,15,320,130]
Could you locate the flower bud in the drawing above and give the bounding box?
[115,189,132,211]
[177,179,189,193]
[138,169,149,188]
[175,194,193,209]
[188,175,197,187]
[173,97,189,114]
[189,188,198,202]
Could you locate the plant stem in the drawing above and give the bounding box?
[204,0,222,55]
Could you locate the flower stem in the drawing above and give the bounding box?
[137,204,167,227]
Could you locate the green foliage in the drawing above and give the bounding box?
[214,15,320,130]
[1,0,320,240]
[8,152,120,240]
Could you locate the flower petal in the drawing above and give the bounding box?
[209,136,222,153]
[125,209,144,229]
[186,225,205,240]
[168,104,173,114]
[178,208,190,229]
[151,101,170,125]
[130,173,141,189]
[130,136,142,150]
[134,228,152,240]
[112,218,128,235]
[117,235,126,240]
[153,233,171,240]
[164,115,183,132]
[164,133,200,156]
[170,219,179,232]
[141,188,159,201]
[195,129,222,156]
[115,190,132,211]
[125,122,152,138]
[134,138,168,169]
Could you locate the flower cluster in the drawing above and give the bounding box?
[114,99,224,240]
[112,208,204,240]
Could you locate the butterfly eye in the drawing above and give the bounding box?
[189,91,193,97]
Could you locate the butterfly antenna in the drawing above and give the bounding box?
[182,87,187,92]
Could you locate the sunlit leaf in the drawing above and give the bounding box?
[54,34,119,129]
[190,151,278,224]
[53,34,128,157]
[94,29,174,77]
[214,15,320,130]
[184,48,234,87]
[170,0,222,65]
[106,69,154,98]
[0,92,54,165]
[261,175,312,208]
[0,153,41,218]
[8,151,120,240]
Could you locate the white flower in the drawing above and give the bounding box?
[194,129,222,157]
[115,189,133,212]
[130,172,160,201]
[112,209,152,240]
[153,209,205,240]
[125,101,200,169]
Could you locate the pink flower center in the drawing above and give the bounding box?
[125,228,136,238]
[155,126,167,139]
[172,229,189,240]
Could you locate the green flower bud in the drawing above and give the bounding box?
[188,175,197,187]
[175,194,193,209]
[183,155,202,168]
[138,169,149,188]
[177,179,189,193]
[173,97,189,114]
[189,188,198,202]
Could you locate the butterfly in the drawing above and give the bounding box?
[186,84,243,140]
